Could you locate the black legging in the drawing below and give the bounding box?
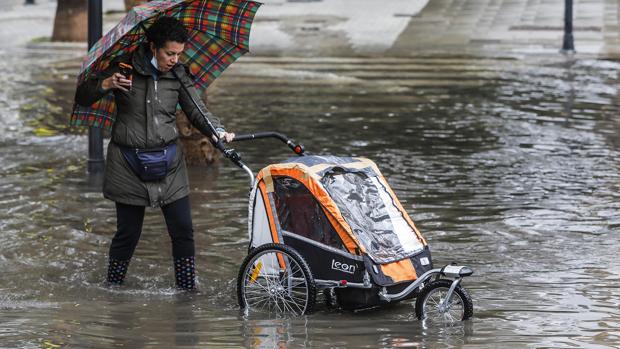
[109,196,194,260]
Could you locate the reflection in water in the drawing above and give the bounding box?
[241,317,309,349]
[174,295,201,348]
[0,43,619,347]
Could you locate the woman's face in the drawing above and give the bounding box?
[150,41,185,72]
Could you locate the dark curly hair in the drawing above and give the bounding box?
[145,16,189,49]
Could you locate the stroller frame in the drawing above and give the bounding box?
[226,132,474,321]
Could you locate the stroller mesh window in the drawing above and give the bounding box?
[273,176,345,250]
[322,170,424,264]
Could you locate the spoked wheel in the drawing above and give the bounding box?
[415,279,473,322]
[237,243,316,316]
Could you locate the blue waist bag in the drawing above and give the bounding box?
[119,143,177,182]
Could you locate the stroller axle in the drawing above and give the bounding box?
[315,270,373,289]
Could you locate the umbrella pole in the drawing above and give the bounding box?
[171,69,248,170]
[87,0,105,177]
[171,69,223,147]
[171,70,255,186]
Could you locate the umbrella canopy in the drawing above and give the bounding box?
[70,0,261,130]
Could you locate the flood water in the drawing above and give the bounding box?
[1,37,620,349]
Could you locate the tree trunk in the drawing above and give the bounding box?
[124,0,150,11]
[51,0,87,42]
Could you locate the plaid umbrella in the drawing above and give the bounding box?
[70,0,261,131]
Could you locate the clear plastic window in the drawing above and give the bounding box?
[322,171,424,263]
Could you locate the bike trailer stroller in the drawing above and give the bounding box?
[175,79,473,320]
[233,147,474,321]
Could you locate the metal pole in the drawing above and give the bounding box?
[87,0,105,176]
[561,0,575,53]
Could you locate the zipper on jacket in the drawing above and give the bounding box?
[145,77,149,148]
[154,79,158,101]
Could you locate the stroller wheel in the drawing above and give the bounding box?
[237,243,316,316]
[415,279,473,322]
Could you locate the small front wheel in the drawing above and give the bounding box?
[237,243,316,316]
[415,279,473,322]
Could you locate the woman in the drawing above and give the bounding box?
[75,16,234,290]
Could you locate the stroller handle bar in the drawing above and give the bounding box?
[232,132,306,156]
[225,132,305,187]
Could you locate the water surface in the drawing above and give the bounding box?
[1,42,619,348]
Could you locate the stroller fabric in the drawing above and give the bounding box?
[249,156,427,265]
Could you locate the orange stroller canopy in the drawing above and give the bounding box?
[248,155,428,265]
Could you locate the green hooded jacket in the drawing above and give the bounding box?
[75,44,225,207]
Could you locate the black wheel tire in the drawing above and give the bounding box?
[237,243,316,315]
[415,279,473,321]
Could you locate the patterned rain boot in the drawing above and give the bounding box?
[174,256,196,291]
[106,259,130,285]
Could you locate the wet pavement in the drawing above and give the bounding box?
[389,0,620,57]
[1,1,620,348]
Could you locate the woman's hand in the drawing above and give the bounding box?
[219,132,235,143]
[212,132,235,143]
[102,72,132,92]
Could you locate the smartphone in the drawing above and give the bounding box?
[118,62,133,91]
[118,62,133,79]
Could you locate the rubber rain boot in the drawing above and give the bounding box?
[174,256,196,291]
[107,258,130,285]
